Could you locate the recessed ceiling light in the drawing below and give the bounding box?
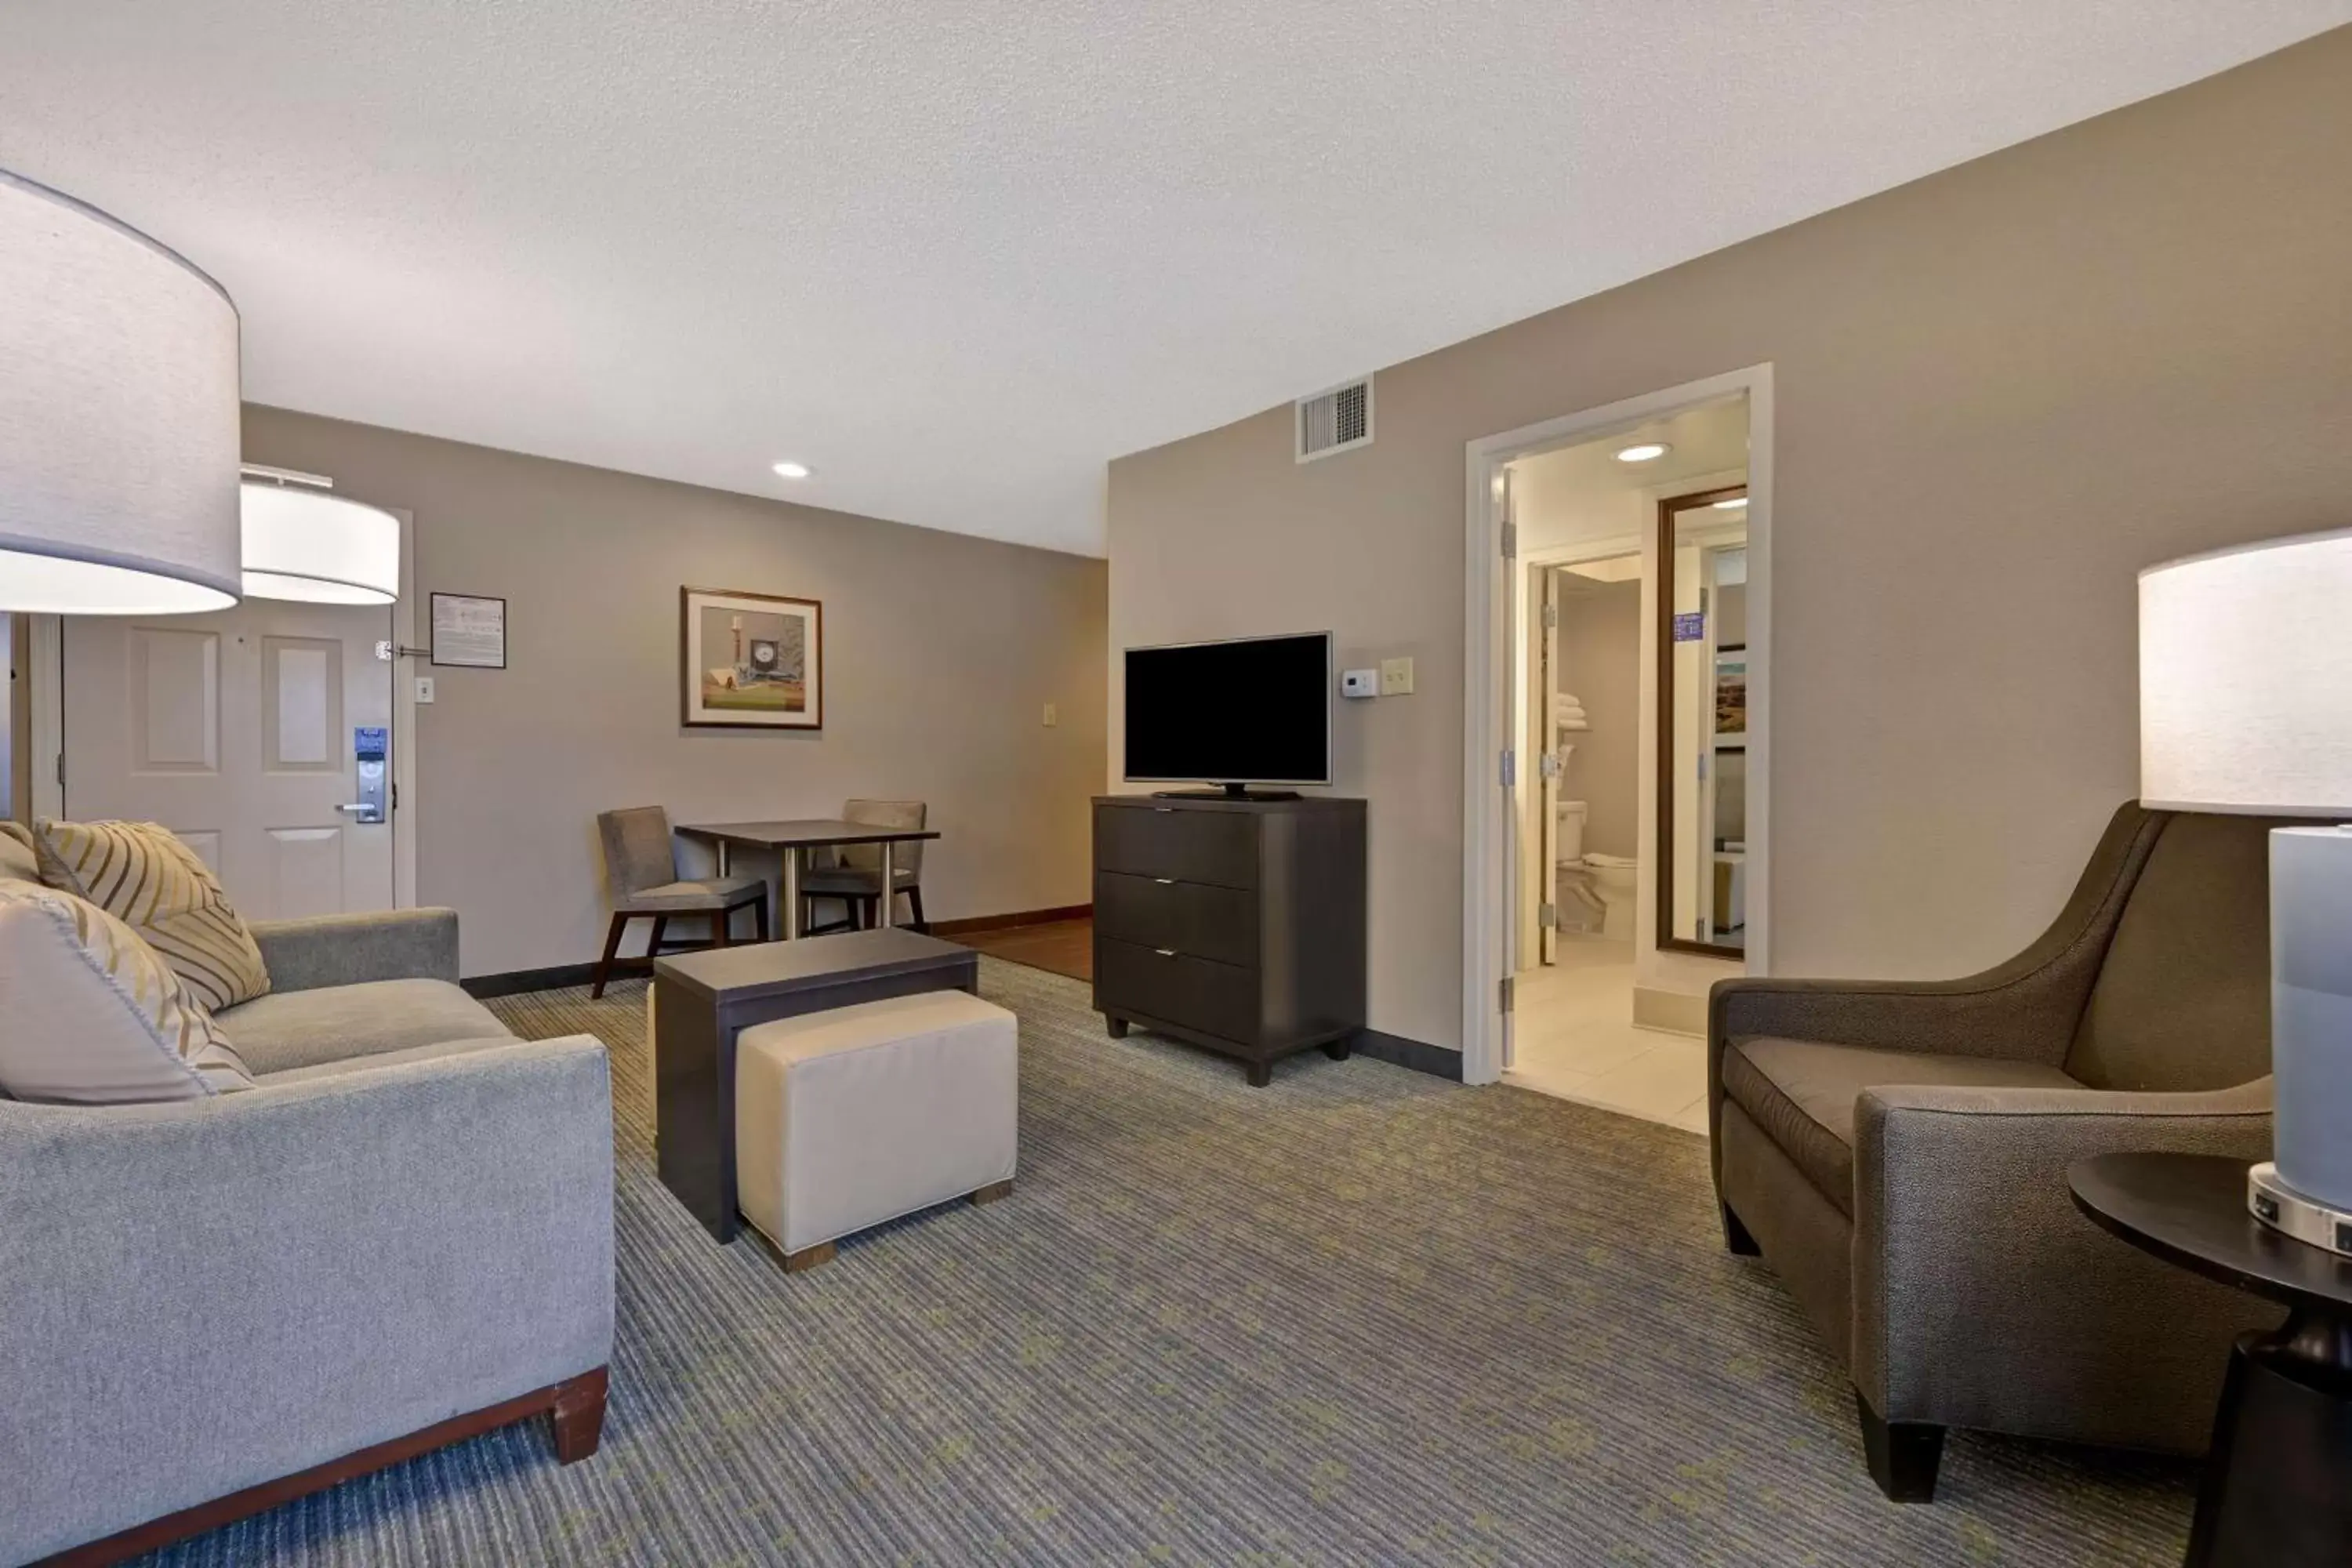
[771,460,812,480]
[1712,495,1749,510]
[1614,443,1669,463]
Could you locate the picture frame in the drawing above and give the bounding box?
[680,586,823,728]
[429,592,507,669]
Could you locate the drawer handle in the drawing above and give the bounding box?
[1154,947,1178,958]
[1152,877,1176,885]
[1154,808,1175,814]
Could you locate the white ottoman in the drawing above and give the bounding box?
[735,988,1017,1271]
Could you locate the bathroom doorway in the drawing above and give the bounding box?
[1462,368,1769,1109]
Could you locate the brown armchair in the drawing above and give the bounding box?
[1710,803,2281,1501]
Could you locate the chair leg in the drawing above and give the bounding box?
[907,886,927,932]
[1855,1389,1945,1503]
[646,916,669,960]
[550,1367,608,1465]
[590,913,629,999]
[753,897,770,942]
[711,906,731,948]
[1722,1200,1761,1256]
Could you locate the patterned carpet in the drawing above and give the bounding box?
[140,960,2197,1566]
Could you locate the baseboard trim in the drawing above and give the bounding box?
[1632,985,1708,1037]
[463,907,1095,997]
[928,903,1091,937]
[463,963,597,999]
[1353,1028,1465,1082]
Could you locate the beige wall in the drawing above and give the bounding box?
[1106,30,2352,1052]
[245,407,1107,978]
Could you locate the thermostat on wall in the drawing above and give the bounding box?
[1341,668,1378,699]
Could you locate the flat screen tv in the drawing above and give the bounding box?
[1123,632,1331,795]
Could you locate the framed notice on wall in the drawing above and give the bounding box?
[430,593,507,669]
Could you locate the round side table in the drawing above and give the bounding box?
[2069,1152,2352,1568]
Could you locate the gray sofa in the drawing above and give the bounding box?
[0,905,615,1566]
[1710,803,2281,1501]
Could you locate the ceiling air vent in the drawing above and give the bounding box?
[1296,375,1374,463]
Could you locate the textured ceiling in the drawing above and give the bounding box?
[3,4,2344,557]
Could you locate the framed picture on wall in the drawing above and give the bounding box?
[681,586,823,729]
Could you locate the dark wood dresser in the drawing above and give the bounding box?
[1092,794,1367,1085]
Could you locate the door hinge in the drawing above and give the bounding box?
[1501,521,1517,560]
[1540,601,1557,630]
[55,754,65,787]
[1538,902,1558,929]
[1500,749,1515,788]
[1538,750,1560,780]
[1499,975,1515,1014]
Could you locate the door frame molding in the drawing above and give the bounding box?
[1461,365,1773,1087]
[390,507,419,910]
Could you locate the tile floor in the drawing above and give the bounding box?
[1503,935,1708,1134]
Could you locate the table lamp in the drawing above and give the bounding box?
[2141,528,2352,1254]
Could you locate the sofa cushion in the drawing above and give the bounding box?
[256,1034,521,1086]
[0,822,39,884]
[1722,1036,2078,1216]
[0,881,253,1102]
[34,818,271,1013]
[216,978,514,1075]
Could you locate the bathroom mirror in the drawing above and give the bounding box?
[1656,485,1748,957]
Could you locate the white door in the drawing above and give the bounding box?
[62,598,396,919]
[1498,468,1519,1073]
[1537,566,1562,966]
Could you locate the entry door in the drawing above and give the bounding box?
[62,599,396,920]
[1537,566,1562,965]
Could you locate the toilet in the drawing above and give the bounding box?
[1581,851,1639,940]
[1555,799,1639,941]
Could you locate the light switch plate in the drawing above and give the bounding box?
[1340,668,1378,699]
[1379,656,1415,696]
[414,676,436,704]
[1042,702,1058,727]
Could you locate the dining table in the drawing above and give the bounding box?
[673,818,942,939]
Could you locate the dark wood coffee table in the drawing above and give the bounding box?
[2069,1152,2352,1568]
[653,927,978,1242]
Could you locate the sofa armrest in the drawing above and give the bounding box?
[0,1035,612,1565]
[1848,1078,2274,1448]
[249,906,460,992]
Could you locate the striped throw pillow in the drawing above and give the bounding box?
[0,880,253,1101]
[33,819,271,1013]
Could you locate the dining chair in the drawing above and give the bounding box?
[591,806,769,997]
[800,799,927,934]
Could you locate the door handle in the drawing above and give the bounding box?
[335,803,375,815]
[1152,877,1176,885]
[1154,948,1178,958]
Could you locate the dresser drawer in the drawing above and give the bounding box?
[1095,937,1259,1045]
[1094,872,1258,969]
[1094,804,1258,889]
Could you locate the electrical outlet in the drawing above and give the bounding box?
[414,676,436,704]
[1042,702,1058,728]
[1379,656,1415,696]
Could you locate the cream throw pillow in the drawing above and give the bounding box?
[34,818,270,1012]
[0,881,253,1102]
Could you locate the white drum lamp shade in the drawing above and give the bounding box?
[2140,529,2352,1220]
[241,481,401,604]
[0,169,242,614]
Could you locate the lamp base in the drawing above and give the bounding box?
[2247,1162,2352,1257]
